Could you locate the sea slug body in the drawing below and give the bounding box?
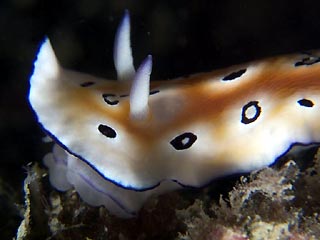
[29,10,320,217]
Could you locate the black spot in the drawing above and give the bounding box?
[98,124,117,138]
[241,101,261,124]
[150,89,160,95]
[298,98,314,107]
[80,81,95,87]
[170,132,197,150]
[295,56,320,67]
[222,69,247,81]
[119,90,160,98]
[102,93,119,105]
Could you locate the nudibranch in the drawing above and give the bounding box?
[29,10,320,218]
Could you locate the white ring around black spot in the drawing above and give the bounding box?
[170,132,197,150]
[295,56,320,67]
[222,69,247,81]
[102,93,119,105]
[241,101,261,124]
[149,89,160,95]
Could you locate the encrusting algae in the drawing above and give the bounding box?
[15,148,320,239]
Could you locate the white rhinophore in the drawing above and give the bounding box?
[130,55,152,120]
[113,10,135,81]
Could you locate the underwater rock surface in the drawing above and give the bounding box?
[15,149,320,239]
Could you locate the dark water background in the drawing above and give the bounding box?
[1,0,320,238]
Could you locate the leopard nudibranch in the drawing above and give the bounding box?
[29,10,320,218]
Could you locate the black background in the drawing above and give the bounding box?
[1,0,320,237]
